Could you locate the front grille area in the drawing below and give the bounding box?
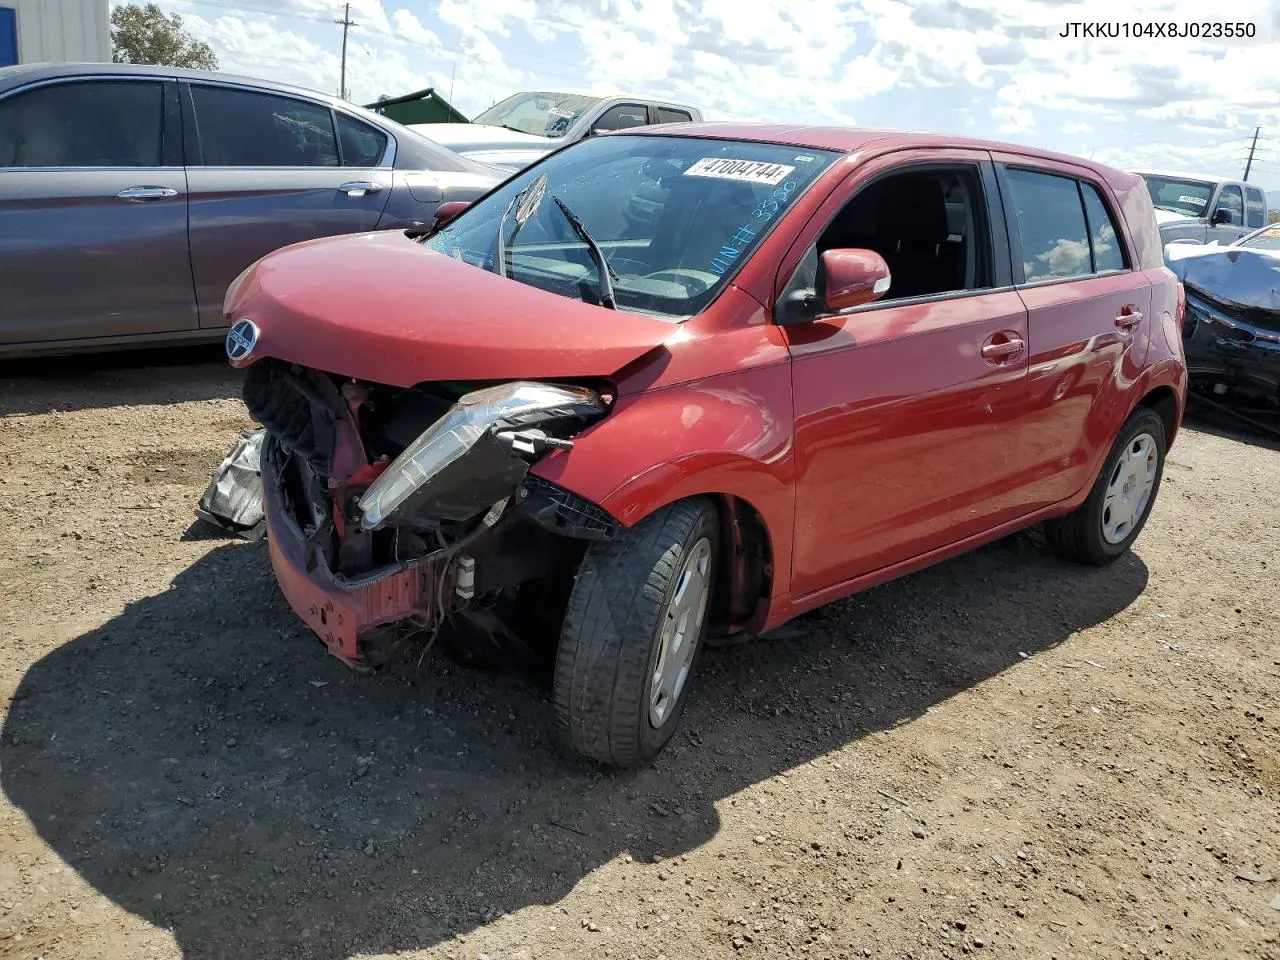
[243,359,338,475]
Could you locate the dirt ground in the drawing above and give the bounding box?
[0,349,1276,960]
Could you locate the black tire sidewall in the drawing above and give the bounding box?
[635,507,719,759]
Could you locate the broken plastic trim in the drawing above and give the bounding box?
[357,381,606,530]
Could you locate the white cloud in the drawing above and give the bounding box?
[139,0,1280,187]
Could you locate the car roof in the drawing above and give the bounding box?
[489,89,700,112]
[1134,169,1238,185]
[612,121,1135,177]
[0,61,346,106]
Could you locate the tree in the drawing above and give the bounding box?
[111,3,219,71]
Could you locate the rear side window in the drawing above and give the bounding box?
[656,107,692,124]
[1080,183,1126,273]
[1245,187,1266,228]
[1004,168,1091,281]
[593,104,650,131]
[336,113,388,167]
[191,85,338,167]
[0,80,164,167]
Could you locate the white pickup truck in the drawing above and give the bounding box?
[410,91,703,172]
[1135,170,1270,246]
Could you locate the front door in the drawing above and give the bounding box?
[1208,183,1248,244]
[992,159,1153,510]
[183,82,393,327]
[0,77,197,347]
[782,152,1030,598]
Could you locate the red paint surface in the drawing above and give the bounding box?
[224,231,675,386]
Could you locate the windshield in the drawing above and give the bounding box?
[1236,224,1280,251]
[425,135,841,320]
[472,92,602,139]
[1142,175,1214,217]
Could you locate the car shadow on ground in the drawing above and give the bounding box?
[1,529,1148,960]
[1182,394,1280,452]
[0,346,239,417]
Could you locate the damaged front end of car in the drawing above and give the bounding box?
[245,358,619,670]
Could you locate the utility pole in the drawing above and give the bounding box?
[334,3,357,100]
[1243,125,1260,182]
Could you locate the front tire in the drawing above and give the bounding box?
[554,498,718,767]
[1045,407,1167,565]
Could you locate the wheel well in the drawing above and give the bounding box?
[709,495,773,637]
[1137,386,1179,445]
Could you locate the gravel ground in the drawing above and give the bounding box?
[0,350,1276,960]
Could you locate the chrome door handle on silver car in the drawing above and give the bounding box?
[338,181,384,197]
[117,186,179,201]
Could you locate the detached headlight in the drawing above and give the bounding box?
[358,381,605,529]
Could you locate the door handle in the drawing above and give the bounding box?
[338,181,383,197]
[1115,308,1143,330]
[117,185,178,201]
[980,336,1025,361]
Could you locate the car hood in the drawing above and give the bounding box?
[224,231,676,387]
[1166,244,1280,312]
[410,122,556,153]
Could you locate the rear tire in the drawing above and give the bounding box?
[554,498,718,767]
[1045,407,1167,566]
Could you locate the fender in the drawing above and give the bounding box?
[530,363,796,598]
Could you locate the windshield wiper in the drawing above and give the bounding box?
[552,195,618,310]
[493,193,519,278]
[493,174,548,278]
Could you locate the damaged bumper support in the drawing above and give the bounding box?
[252,367,617,667]
[262,439,448,665]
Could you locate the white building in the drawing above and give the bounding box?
[1,0,110,68]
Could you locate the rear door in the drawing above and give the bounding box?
[183,81,394,327]
[0,76,196,347]
[994,158,1152,510]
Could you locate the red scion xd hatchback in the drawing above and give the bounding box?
[224,124,1188,767]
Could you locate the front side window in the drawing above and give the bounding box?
[472,92,601,139]
[1080,182,1127,273]
[791,165,993,304]
[1005,168,1091,281]
[0,80,164,168]
[336,112,388,167]
[1142,175,1214,218]
[425,135,840,319]
[1245,187,1267,228]
[191,86,338,167]
[1215,185,1244,226]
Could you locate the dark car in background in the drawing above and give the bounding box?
[0,63,503,358]
[1166,224,1280,405]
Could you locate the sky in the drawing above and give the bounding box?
[132,0,1280,192]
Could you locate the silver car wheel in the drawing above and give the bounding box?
[1102,432,1158,544]
[649,536,712,727]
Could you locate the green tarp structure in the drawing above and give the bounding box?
[364,88,469,126]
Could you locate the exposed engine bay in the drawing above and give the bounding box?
[242,358,621,668]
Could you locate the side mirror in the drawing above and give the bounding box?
[821,248,892,311]
[775,248,891,325]
[1211,207,1232,226]
[431,200,470,232]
